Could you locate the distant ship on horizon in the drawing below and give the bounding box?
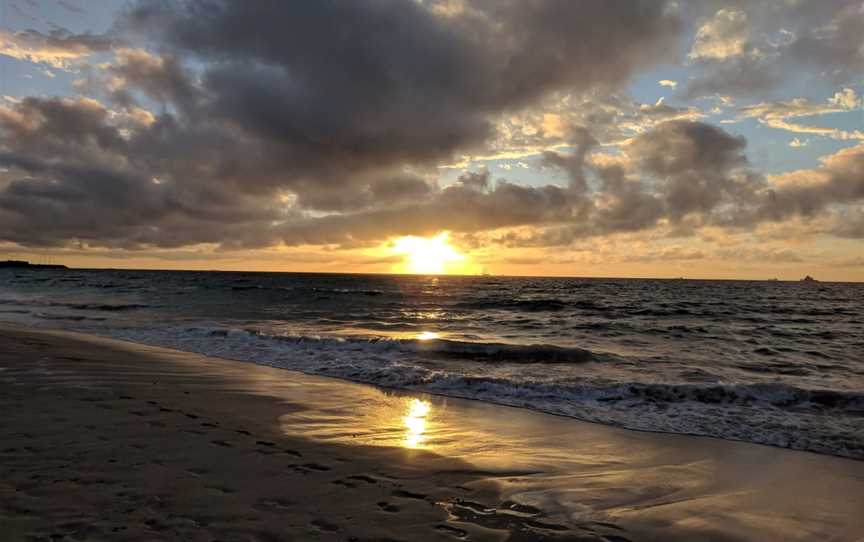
[801,275,818,283]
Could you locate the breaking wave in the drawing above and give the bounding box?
[101,324,864,460]
[198,327,600,364]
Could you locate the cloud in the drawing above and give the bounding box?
[107,0,681,183]
[751,143,864,224]
[658,80,678,89]
[2,80,860,252]
[0,1,684,249]
[688,8,751,60]
[1,0,862,261]
[684,56,778,99]
[0,28,111,69]
[274,120,762,248]
[734,96,864,141]
[57,0,84,14]
[713,246,805,264]
[786,1,864,84]
[682,1,864,98]
[829,88,863,110]
[830,207,864,239]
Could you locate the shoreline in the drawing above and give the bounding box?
[2,324,863,541]
[28,321,863,461]
[58,325,864,462]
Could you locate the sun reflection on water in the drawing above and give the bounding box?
[403,398,431,448]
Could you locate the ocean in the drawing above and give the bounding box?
[1,268,862,458]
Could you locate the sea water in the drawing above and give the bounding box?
[1,269,861,458]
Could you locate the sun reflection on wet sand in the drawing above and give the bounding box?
[403,398,431,448]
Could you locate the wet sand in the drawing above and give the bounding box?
[1,324,862,541]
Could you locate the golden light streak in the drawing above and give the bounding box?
[403,398,431,448]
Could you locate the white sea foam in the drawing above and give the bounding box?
[102,325,864,459]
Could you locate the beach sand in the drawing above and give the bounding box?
[1,325,862,541]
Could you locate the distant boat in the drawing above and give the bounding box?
[801,275,818,283]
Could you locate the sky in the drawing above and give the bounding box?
[0,0,862,280]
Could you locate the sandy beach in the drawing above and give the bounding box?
[1,324,863,542]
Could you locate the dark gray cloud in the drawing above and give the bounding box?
[831,208,864,239]
[1,0,685,248]
[268,120,763,247]
[753,146,864,225]
[683,57,778,100]
[1,86,861,250]
[109,0,681,188]
[787,4,864,84]
[681,1,864,98]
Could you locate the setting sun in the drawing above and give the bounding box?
[390,232,479,275]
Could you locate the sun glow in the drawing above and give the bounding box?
[390,232,478,275]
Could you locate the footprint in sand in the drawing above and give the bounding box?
[346,475,377,484]
[252,498,294,512]
[377,501,400,513]
[311,519,339,532]
[287,463,330,474]
[435,524,468,539]
[392,489,426,501]
[205,485,234,494]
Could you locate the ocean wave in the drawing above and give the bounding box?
[308,287,384,296]
[63,303,149,312]
[138,324,864,458]
[454,298,569,312]
[229,285,384,297]
[35,312,107,322]
[196,327,599,364]
[0,298,148,312]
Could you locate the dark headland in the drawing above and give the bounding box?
[0,260,68,270]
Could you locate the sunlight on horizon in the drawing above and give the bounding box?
[389,232,481,275]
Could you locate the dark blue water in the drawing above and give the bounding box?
[1,268,862,458]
